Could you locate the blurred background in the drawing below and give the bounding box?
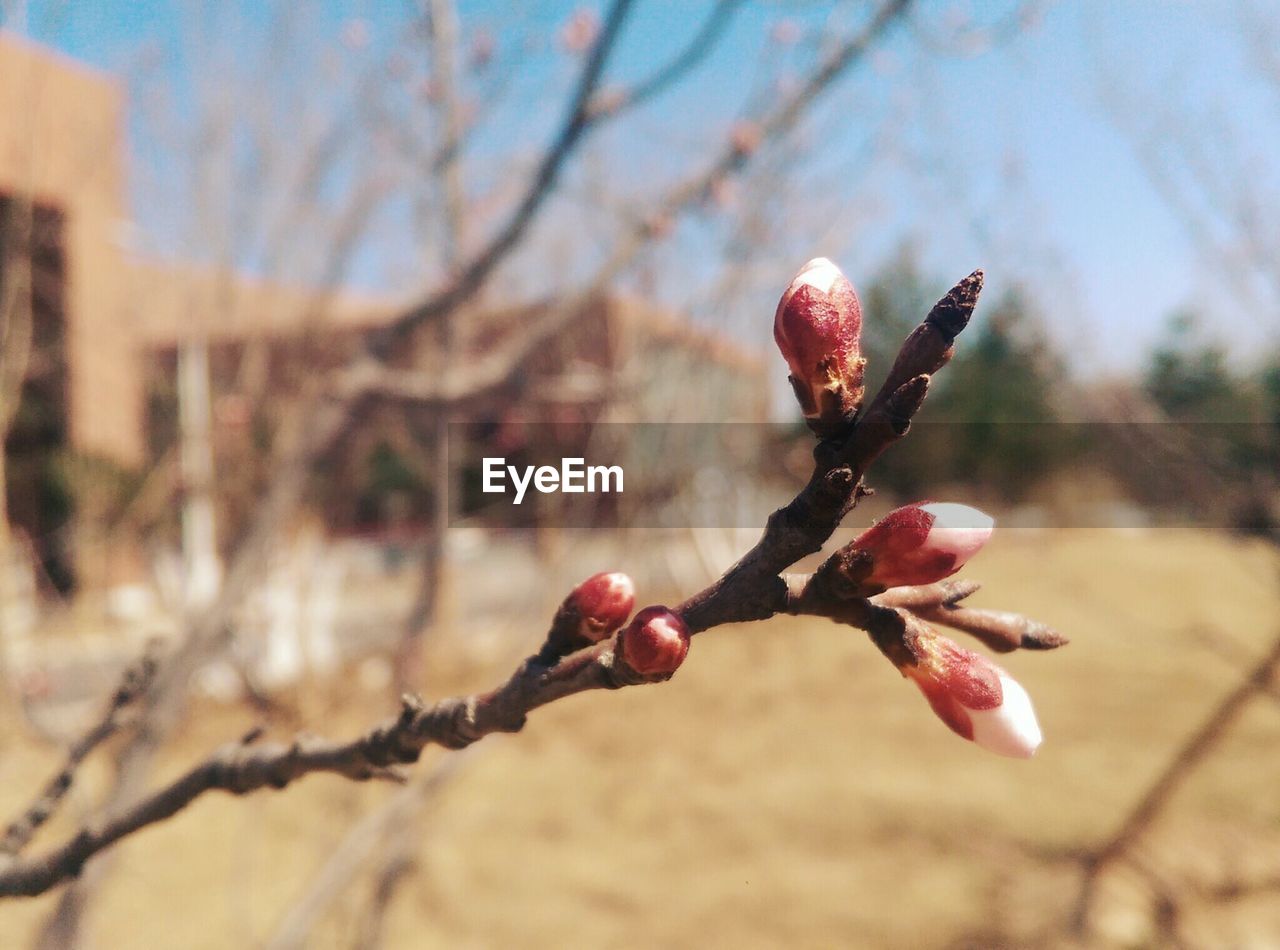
[1,1,1279,947]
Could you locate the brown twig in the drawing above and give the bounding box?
[0,266,1067,900]
[1071,631,1280,935]
[55,11,922,920]
[0,649,160,856]
[913,604,1068,654]
[264,753,468,950]
[366,0,637,361]
[873,579,1069,653]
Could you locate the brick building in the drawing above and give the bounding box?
[0,33,767,594]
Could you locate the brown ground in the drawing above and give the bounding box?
[2,528,1279,948]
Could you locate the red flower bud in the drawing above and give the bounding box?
[617,606,690,675]
[570,571,636,642]
[902,624,1042,758]
[773,257,865,436]
[851,502,993,590]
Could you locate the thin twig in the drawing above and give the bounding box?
[367,0,637,360]
[1071,631,1280,934]
[0,650,160,856]
[588,0,743,118]
[264,753,468,950]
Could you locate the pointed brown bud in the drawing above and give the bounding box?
[773,257,866,437]
[617,606,690,676]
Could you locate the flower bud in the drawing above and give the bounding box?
[850,502,993,590]
[570,571,636,642]
[773,257,865,436]
[559,8,600,53]
[904,624,1042,758]
[617,606,690,675]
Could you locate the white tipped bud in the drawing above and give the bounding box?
[903,624,1043,759]
[918,503,995,567]
[968,672,1042,759]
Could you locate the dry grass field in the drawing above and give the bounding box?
[3,528,1279,948]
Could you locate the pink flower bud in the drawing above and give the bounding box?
[559,8,600,53]
[617,606,690,675]
[729,120,763,157]
[570,571,636,642]
[773,257,866,435]
[853,502,993,589]
[904,625,1042,758]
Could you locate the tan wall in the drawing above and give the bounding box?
[1,34,768,469]
[0,32,140,465]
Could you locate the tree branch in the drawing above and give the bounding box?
[587,0,743,118]
[0,650,159,856]
[367,0,637,360]
[1072,631,1280,935]
[0,262,1074,900]
[11,0,931,913]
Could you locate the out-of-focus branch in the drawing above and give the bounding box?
[66,4,636,869]
[587,0,743,118]
[368,0,637,360]
[1072,631,1280,935]
[349,0,918,414]
[263,753,468,950]
[0,651,160,856]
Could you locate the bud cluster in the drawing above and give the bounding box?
[544,575,691,679]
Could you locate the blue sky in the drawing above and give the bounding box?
[8,0,1280,377]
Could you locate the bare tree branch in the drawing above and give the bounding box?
[0,651,160,856]
[263,753,468,950]
[587,0,743,119]
[1071,630,1280,935]
[21,0,920,922]
[0,265,1072,901]
[367,0,638,360]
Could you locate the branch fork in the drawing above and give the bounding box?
[0,261,1069,899]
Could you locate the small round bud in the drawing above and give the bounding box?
[570,572,636,642]
[617,606,690,675]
